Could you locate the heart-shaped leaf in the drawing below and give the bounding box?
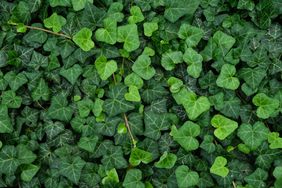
[210,156,229,177]
[154,152,177,169]
[143,22,158,37]
[117,24,140,52]
[73,27,95,51]
[43,13,66,32]
[216,64,240,90]
[129,147,153,166]
[95,56,117,81]
[176,165,199,187]
[124,85,141,102]
[95,18,117,45]
[211,114,238,140]
[128,6,144,24]
[252,93,279,119]
[132,54,155,80]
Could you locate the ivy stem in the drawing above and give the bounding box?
[232,181,237,188]
[9,22,72,39]
[123,113,136,148]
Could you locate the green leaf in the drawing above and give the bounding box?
[164,0,200,22]
[167,77,183,93]
[95,18,117,45]
[16,144,37,164]
[154,152,177,169]
[4,71,28,91]
[252,93,279,119]
[20,164,40,182]
[176,165,199,187]
[117,24,140,52]
[161,51,183,71]
[0,105,12,133]
[128,6,144,24]
[211,114,238,140]
[143,22,158,37]
[268,132,282,149]
[95,56,117,81]
[216,64,240,90]
[132,54,156,80]
[104,84,135,116]
[123,169,145,188]
[102,168,119,185]
[101,146,128,170]
[31,78,50,101]
[129,147,153,166]
[178,24,204,47]
[183,48,203,78]
[212,31,236,57]
[1,90,22,109]
[210,156,229,177]
[60,64,83,85]
[244,168,268,188]
[124,73,144,89]
[125,85,141,102]
[46,94,73,122]
[59,156,86,184]
[71,0,92,11]
[73,28,95,51]
[239,67,267,90]
[0,146,19,175]
[237,122,270,150]
[49,0,72,7]
[77,98,94,117]
[78,135,99,153]
[43,13,66,32]
[170,121,200,152]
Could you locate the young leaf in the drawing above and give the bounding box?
[210,156,229,177]
[43,13,66,32]
[143,22,158,37]
[117,24,140,52]
[128,6,144,24]
[73,28,95,51]
[95,56,117,81]
[129,147,153,166]
[183,48,203,78]
[268,132,282,149]
[154,152,177,169]
[124,73,144,89]
[211,114,238,140]
[252,93,279,119]
[178,24,204,47]
[176,165,199,187]
[95,18,117,45]
[132,54,156,80]
[71,0,93,11]
[161,51,183,71]
[216,64,240,90]
[124,85,141,102]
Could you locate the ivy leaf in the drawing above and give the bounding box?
[211,114,238,140]
[71,0,93,11]
[183,48,203,78]
[128,6,144,24]
[244,168,268,188]
[4,71,28,91]
[216,64,240,90]
[161,51,183,71]
[154,152,177,169]
[210,156,229,177]
[143,22,158,37]
[212,31,236,57]
[43,13,66,32]
[31,78,50,101]
[170,121,200,152]
[129,147,153,166]
[78,135,99,153]
[101,146,128,170]
[102,168,119,185]
[237,122,270,150]
[252,93,279,119]
[124,73,144,89]
[123,169,145,188]
[17,144,37,164]
[239,67,267,90]
[164,0,200,23]
[268,132,282,149]
[176,165,199,187]
[167,77,183,93]
[59,156,86,184]
[0,105,12,133]
[77,98,94,117]
[132,54,156,80]
[95,56,117,81]
[46,94,73,122]
[95,18,117,45]
[1,90,22,109]
[117,24,140,52]
[104,84,135,116]
[124,85,141,102]
[0,146,19,175]
[73,27,95,51]
[60,64,83,85]
[49,0,72,7]
[178,24,204,47]
[20,164,40,182]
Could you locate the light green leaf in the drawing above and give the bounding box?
[211,114,238,140]
[176,165,199,188]
[123,169,145,188]
[170,121,200,152]
[95,18,117,45]
[128,6,144,24]
[47,94,73,122]
[167,77,183,93]
[0,146,19,175]
[31,78,50,101]
[154,152,177,169]
[213,31,236,57]
[43,13,66,32]
[129,147,153,166]
[73,27,95,51]
[78,135,99,153]
[60,64,83,85]
[268,132,282,149]
[117,24,140,52]
[143,22,158,37]
[102,168,119,185]
[210,156,229,177]
[71,0,93,11]
[183,48,203,78]
[59,156,86,184]
[237,122,270,150]
[1,90,22,109]
[20,164,40,182]
[132,54,156,80]
[95,56,117,81]
[161,51,183,71]
[0,105,12,133]
[125,85,141,102]
[252,93,279,119]
[216,64,240,90]
[49,0,72,7]
[178,24,204,47]
[124,73,144,89]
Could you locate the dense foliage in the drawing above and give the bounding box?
[0,0,282,187]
